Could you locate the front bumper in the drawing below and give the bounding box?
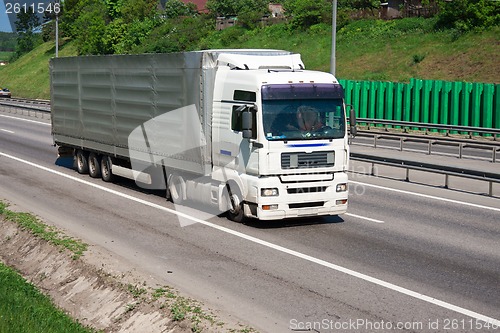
[248,172,349,220]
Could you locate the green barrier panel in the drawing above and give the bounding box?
[441,81,452,133]
[495,84,500,131]
[482,84,493,128]
[385,82,394,123]
[338,78,498,136]
[421,80,432,124]
[404,83,412,123]
[368,81,377,119]
[412,79,423,128]
[471,83,483,130]
[360,81,370,119]
[394,83,404,123]
[376,82,385,127]
[351,81,361,119]
[450,82,462,133]
[430,80,442,132]
[461,82,473,132]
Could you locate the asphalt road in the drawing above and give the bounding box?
[1,111,499,332]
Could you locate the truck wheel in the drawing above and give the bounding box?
[169,174,186,204]
[88,153,102,178]
[226,187,245,223]
[76,150,89,174]
[101,156,114,182]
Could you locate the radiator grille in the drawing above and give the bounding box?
[281,151,334,169]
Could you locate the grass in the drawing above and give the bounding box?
[0,201,95,333]
[0,202,255,332]
[0,201,88,260]
[0,263,98,333]
[0,51,13,62]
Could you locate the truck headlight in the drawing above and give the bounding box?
[336,183,347,192]
[261,188,279,197]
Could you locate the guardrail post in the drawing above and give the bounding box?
[489,182,493,197]
[445,174,449,189]
[405,168,410,182]
[459,143,463,159]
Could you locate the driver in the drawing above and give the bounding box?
[296,106,323,131]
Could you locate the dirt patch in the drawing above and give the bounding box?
[0,217,250,332]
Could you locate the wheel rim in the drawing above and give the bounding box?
[229,193,241,214]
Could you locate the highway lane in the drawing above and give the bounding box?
[1,111,499,332]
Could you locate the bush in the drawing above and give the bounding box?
[436,0,500,31]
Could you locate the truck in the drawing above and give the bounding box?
[50,50,356,222]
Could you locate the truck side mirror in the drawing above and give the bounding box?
[348,105,357,137]
[241,106,255,139]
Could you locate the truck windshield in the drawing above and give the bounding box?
[262,99,345,141]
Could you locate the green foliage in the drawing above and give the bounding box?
[164,0,198,19]
[338,0,380,10]
[120,0,158,23]
[0,32,17,52]
[205,0,269,17]
[13,8,42,60]
[436,0,500,31]
[282,0,332,30]
[72,0,108,55]
[132,16,212,53]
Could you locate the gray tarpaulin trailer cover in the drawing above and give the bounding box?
[50,50,292,176]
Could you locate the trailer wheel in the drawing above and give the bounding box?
[169,174,186,204]
[226,186,245,223]
[76,150,89,174]
[88,153,102,178]
[101,156,114,182]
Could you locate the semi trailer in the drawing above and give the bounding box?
[50,50,356,222]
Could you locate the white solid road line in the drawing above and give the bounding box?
[0,129,15,134]
[345,213,384,223]
[1,150,499,327]
[350,180,500,212]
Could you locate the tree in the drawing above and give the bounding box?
[14,8,40,58]
[206,0,269,17]
[282,0,332,30]
[436,0,500,31]
[72,0,108,54]
[164,0,198,19]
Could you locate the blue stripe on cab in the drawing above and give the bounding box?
[286,143,329,148]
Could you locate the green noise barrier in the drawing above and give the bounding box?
[339,78,499,136]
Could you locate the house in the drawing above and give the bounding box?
[380,0,438,19]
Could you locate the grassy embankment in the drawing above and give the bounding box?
[0,201,94,333]
[0,18,498,99]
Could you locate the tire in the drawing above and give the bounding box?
[226,186,245,223]
[88,153,102,178]
[100,156,114,182]
[168,174,186,204]
[76,150,89,174]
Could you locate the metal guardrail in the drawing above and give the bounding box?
[351,152,500,196]
[351,118,500,163]
[0,100,50,119]
[357,118,500,139]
